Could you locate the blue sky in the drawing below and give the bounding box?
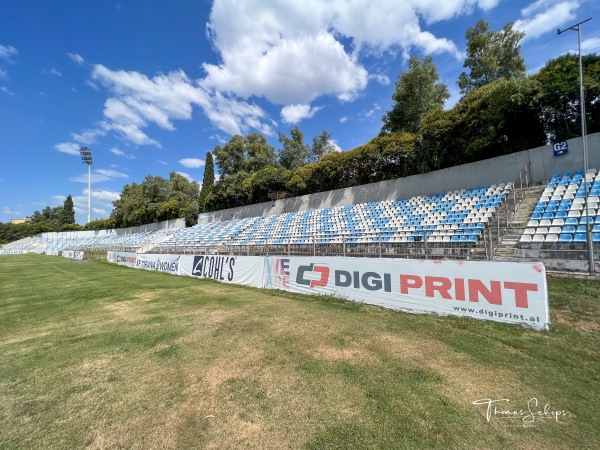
[1,0,599,224]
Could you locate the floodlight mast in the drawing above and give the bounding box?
[557,18,593,274]
[79,147,93,224]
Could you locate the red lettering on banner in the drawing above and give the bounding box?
[425,276,453,299]
[503,282,538,308]
[399,275,540,308]
[455,278,466,301]
[400,275,422,294]
[468,280,502,305]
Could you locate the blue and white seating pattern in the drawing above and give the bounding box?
[158,184,511,249]
[520,169,600,244]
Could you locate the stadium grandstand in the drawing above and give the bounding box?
[2,133,600,272]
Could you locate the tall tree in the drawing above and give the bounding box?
[245,133,278,172]
[534,53,600,141]
[111,174,199,227]
[61,195,76,225]
[278,126,311,170]
[458,19,526,95]
[213,133,277,176]
[310,130,337,163]
[213,135,246,177]
[198,151,215,212]
[419,77,545,171]
[381,56,450,135]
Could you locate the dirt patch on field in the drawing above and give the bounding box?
[376,332,526,407]
[104,301,148,322]
[552,310,600,333]
[204,346,265,391]
[312,341,380,365]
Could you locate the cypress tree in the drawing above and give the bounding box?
[198,151,215,212]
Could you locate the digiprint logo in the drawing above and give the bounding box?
[296,263,330,288]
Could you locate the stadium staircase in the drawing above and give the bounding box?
[492,185,546,261]
[137,230,177,254]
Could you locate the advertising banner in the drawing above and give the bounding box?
[263,256,550,330]
[107,251,138,268]
[179,255,264,288]
[135,253,180,275]
[61,250,84,260]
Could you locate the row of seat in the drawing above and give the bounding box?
[522,170,600,245]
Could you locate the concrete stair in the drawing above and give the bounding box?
[493,185,546,261]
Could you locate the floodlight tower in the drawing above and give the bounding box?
[558,17,593,274]
[80,147,93,224]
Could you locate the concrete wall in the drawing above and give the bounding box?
[200,132,600,223]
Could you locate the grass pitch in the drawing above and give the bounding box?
[0,254,599,449]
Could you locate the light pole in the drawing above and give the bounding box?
[80,147,93,224]
[558,17,593,274]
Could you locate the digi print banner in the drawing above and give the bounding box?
[107,251,138,268]
[263,256,550,330]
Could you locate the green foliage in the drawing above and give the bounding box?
[381,56,450,135]
[243,166,288,204]
[30,206,64,228]
[534,53,600,141]
[310,130,337,163]
[60,195,76,226]
[213,133,277,177]
[198,151,215,213]
[419,77,545,172]
[458,19,526,95]
[84,218,115,231]
[204,171,250,211]
[278,126,311,169]
[59,223,82,232]
[111,173,199,227]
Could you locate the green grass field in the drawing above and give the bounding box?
[1,254,599,449]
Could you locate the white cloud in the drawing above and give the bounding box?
[72,188,119,219]
[369,74,391,85]
[281,104,323,124]
[90,64,273,143]
[179,158,205,168]
[582,37,600,53]
[70,168,128,183]
[95,169,128,178]
[68,53,85,65]
[158,159,169,165]
[364,104,382,118]
[0,44,18,61]
[71,128,105,144]
[48,67,62,77]
[0,86,13,95]
[176,171,195,182]
[110,147,136,159]
[339,116,348,124]
[85,188,121,202]
[515,0,579,41]
[328,139,343,153]
[55,142,81,155]
[201,0,490,109]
